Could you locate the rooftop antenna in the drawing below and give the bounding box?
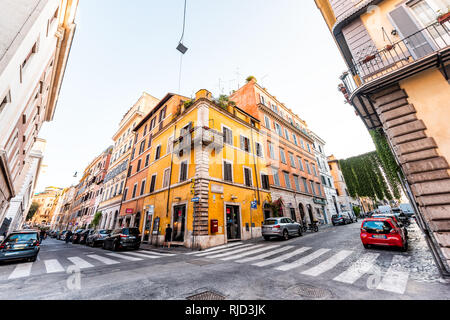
[176,0,188,93]
[235,67,241,90]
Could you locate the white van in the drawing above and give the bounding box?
[378,205,392,214]
[399,203,414,217]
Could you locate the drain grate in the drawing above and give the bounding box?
[186,291,226,300]
[287,284,332,299]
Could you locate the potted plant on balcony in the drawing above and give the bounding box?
[437,8,450,24]
[362,54,376,64]
[384,44,395,51]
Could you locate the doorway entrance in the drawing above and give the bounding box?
[307,205,314,223]
[142,211,152,243]
[226,205,241,240]
[290,208,297,222]
[172,204,186,242]
[263,203,271,220]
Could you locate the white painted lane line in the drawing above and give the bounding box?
[377,255,411,295]
[302,250,353,277]
[67,257,94,269]
[106,252,143,261]
[8,262,33,279]
[195,244,254,257]
[333,253,380,284]
[87,255,120,265]
[185,242,244,255]
[236,246,294,263]
[206,244,265,259]
[252,247,311,267]
[275,248,331,271]
[137,251,176,257]
[44,259,65,273]
[121,251,159,259]
[220,245,280,261]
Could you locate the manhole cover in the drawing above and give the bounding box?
[186,259,214,266]
[287,284,332,299]
[186,291,226,300]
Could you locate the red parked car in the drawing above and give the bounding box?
[360,217,407,251]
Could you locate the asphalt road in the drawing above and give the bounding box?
[0,220,448,300]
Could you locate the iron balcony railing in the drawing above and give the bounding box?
[340,21,450,96]
[173,126,224,156]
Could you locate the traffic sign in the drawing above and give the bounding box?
[251,201,257,209]
[192,197,200,203]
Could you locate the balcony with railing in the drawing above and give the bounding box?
[340,21,450,97]
[173,126,224,156]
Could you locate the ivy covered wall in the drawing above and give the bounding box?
[339,129,402,202]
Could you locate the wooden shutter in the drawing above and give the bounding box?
[388,6,434,59]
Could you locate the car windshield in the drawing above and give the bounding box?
[6,233,38,243]
[99,230,109,234]
[123,228,139,235]
[264,219,278,225]
[363,221,392,234]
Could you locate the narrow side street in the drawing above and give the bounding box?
[1,221,447,300]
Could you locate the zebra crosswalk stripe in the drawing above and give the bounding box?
[87,254,120,265]
[185,242,243,255]
[137,250,176,257]
[301,250,353,277]
[333,253,380,284]
[44,259,65,273]
[121,251,160,259]
[236,246,294,263]
[275,248,330,271]
[205,244,264,259]
[220,245,280,261]
[252,247,311,267]
[8,262,33,279]
[195,244,254,257]
[68,257,94,269]
[377,255,411,294]
[106,252,143,261]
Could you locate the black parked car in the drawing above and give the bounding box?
[71,229,85,244]
[58,230,67,240]
[86,229,111,247]
[332,212,353,225]
[78,229,93,245]
[0,230,40,263]
[102,228,141,251]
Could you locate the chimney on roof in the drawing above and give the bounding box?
[195,89,212,101]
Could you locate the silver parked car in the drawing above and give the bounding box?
[262,217,302,241]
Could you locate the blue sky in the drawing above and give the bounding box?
[36,0,374,191]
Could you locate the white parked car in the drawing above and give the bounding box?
[378,205,392,214]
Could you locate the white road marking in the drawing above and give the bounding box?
[185,242,243,255]
[121,251,159,259]
[377,255,411,294]
[8,262,33,279]
[220,245,280,261]
[87,254,120,265]
[205,244,264,259]
[137,250,176,257]
[67,256,94,269]
[301,250,353,276]
[106,252,143,261]
[44,259,65,273]
[275,248,331,271]
[252,247,311,267]
[334,253,380,284]
[195,244,254,257]
[236,246,294,263]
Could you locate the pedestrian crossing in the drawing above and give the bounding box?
[188,242,412,295]
[1,250,175,281]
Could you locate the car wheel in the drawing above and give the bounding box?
[113,240,119,251]
[332,223,336,226]
[29,255,37,262]
[298,227,303,237]
[363,244,370,249]
[102,242,107,250]
[263,236,270,241]
[282,230,289,241]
